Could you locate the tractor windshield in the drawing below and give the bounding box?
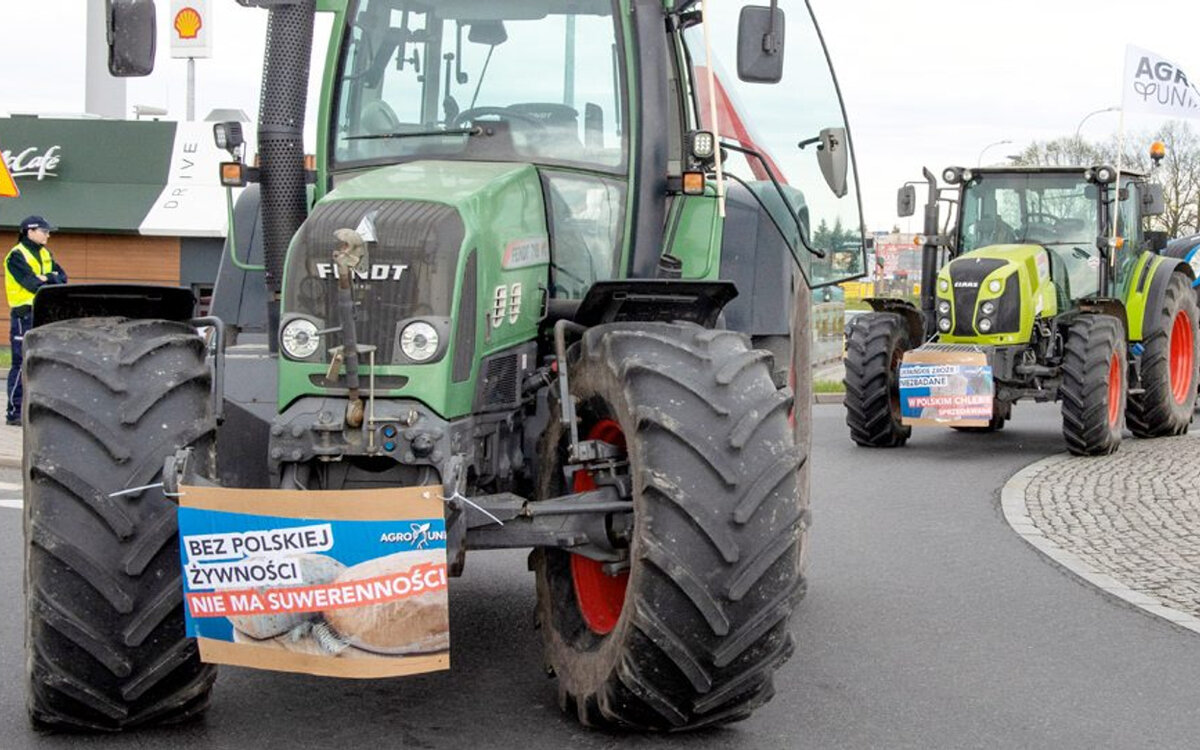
[959,172,1103,298]
[332,0,624,172]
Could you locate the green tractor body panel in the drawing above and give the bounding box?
[935,244,1057,346]
[277,161,549,416]
[664,192,723,280]
[1119,251,1187,342]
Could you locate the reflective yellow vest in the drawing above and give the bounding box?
[5,242,53,309]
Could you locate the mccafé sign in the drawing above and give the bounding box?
[1,145,61,181]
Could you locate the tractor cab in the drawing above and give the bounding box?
[950,165,1154,304]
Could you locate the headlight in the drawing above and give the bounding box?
[978,317,993,333]
[981,301,996,315]
[988,279,1003,294]
[938,317,952,332]
[937,300,951,314]
[281,318,320,359]
[400,321,439,362]
[938,278,950,293]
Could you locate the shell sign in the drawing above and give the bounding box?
[170,0,212,59]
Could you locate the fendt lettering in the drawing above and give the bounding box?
[314,262,407,281]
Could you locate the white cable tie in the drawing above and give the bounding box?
[443,491,504,527]
[108,482,165,498]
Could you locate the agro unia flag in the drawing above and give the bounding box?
[1122,45,1200,118]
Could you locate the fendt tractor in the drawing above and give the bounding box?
[844,153,1199,456]
[21,0,868,733]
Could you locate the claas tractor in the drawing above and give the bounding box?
[844,154,1198,456]
[21,0,869,732]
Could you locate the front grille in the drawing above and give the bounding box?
[950,258,1006,336]
[284,199,465,363]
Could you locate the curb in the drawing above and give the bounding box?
[814,393,844,404]
[1000,454,1200,636]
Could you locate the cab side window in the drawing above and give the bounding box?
[542,173,625,300]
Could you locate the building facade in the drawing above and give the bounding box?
[0,116,231,343]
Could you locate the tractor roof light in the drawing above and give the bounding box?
[1088,165,1117,184]
[942,167,962,185]
[688,130,717,164]
[1150,140,1167,166]
[213,121,244,156]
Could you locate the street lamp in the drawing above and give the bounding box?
[977,139,1013,167]
[1075,106,1120,139]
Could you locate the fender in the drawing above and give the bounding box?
[864,297,924,346]
[1124,253,1193,342]
[32,283,196,328]
[1069,297,1128,337]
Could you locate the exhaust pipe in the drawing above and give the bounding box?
[254,0,315,352]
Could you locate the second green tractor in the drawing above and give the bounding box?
[845,157,1198,455]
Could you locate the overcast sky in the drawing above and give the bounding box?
[1,0,1196,232]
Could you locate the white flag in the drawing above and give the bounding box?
[1122,45,1200,118]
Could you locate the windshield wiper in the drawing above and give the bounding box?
[345,126,480,141]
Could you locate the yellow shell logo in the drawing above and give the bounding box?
[174,7,202,40]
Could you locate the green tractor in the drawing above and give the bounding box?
[22,0,867,732]
[844,157,1198,455]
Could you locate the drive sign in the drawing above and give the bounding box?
[170,0,212,59]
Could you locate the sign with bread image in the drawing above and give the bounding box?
[178,485,449,678]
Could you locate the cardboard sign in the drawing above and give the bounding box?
[899,348,994,427]
[178,485,450,678]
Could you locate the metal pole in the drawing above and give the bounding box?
[1075,106,1120,140]
[977,139,1012,167]
[188,58,196,121]
[563,16,576,107]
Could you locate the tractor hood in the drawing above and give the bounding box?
[278,160,550,416]
[935,244,1059,345]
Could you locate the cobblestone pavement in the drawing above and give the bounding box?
[1004,434,1200,633]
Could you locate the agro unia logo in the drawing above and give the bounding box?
[1132,55,1200,111]
[174,7,203,40]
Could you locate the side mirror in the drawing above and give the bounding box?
[108,0,157,77]
[736,6,786,84]
[897,185,916,218]
[1142,183,1166,217]
[816,127,848,198]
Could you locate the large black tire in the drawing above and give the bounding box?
[843,312,912,447]
[1127,271,1199,437]
[1060,314,1126,456]
[533,323,806,730]
[23,317,217,730]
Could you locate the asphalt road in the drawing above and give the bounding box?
[3,403,1200,748]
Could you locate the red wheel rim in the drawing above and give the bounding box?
[1169,310,1195,405]
[569,419,629,635]
[1107,353,1122,427]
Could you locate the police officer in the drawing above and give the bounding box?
[5,216,67,426]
